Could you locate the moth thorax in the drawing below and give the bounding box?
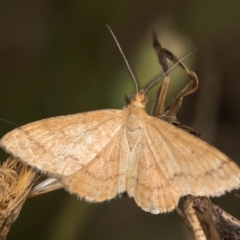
[126,113,142,150]
[130,93,148,109]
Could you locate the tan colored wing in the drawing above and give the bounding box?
[125,128,179,214]
[133,116,240,213]
[0,109,124,176]
[63,125,130,202]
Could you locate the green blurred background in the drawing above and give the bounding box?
[1,0,240,239]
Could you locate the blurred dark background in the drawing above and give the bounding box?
[1,1,240,239]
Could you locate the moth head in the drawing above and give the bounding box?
[130,92,148,109]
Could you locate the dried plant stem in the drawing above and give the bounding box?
[0,156,41,240]
[184,196,207,240]
[193,197,240,240]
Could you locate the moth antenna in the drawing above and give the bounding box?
[143,49,197,94]
[106,25,139,93]
[0,117,19,127]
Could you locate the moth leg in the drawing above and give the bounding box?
[29,178,63,197]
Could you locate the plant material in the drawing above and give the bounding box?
[0,157,41,239]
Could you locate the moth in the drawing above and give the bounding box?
[1,28,240,214]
